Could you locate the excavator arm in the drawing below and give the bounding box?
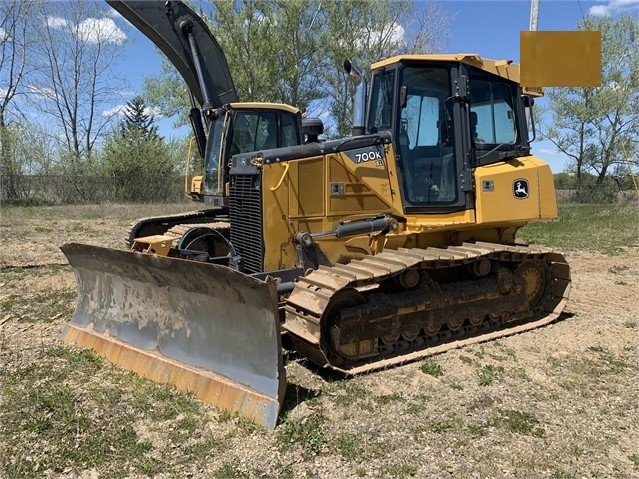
[107,0,238,110]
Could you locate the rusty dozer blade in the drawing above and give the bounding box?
[60,243,285,429]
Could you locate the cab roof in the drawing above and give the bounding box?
[371,54,543,97]
[228,102,301,114]
[372,54,520,82]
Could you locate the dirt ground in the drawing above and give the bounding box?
[1,205,638,479]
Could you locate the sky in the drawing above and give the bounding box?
[92,0,639,173]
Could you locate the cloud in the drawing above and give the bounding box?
[102,104,127,117]
[116,89,138,99]
[77,17,127,44]
[589,0,639,17]
[0,27,6,42]
[144,106,162,119]
[27,84,57,101]
[102,104,163,119]
[537,148,556,156]
[45,15,126,44]
[355,22,406,51]
[589,5,611,16]
[46,16,68,29]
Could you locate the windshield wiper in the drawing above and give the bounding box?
[476,143,507,161]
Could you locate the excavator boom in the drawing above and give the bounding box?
[107,0,238,108]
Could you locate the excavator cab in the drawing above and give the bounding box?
[198,103,303,206]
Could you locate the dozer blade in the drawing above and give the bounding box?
[60,242,285,429]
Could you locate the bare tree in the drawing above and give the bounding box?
[30,1,127,171]
[0,0,37,200]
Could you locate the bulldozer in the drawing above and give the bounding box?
[60,0,571,428]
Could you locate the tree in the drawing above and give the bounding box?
[144,0,326,121]
[0,0,37,201]
[30,1,127,167]
[102,97,179,202]
[320,0,452,137]
[543,15,639,201]
[119,96,159,139]
[143,0,452,136]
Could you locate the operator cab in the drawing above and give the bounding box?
[367,54,534,214]
[202,103,303,206]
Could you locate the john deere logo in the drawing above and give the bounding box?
[513,179,529,199]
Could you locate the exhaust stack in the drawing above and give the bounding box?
[344,59,367,136]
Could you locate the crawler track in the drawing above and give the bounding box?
[124,208,228,245]
[283,242,571,375]
[164,222,231,240]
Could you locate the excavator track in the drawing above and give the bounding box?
[164,222,231,241]
[283,241,571,375]
[124,208,228,246]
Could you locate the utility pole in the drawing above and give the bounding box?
[529,0,539,30]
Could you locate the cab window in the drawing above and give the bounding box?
[281,113,300,147]
[368,71,395,132]
[470,80,517,145]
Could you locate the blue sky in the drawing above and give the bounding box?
[107,0,639,173]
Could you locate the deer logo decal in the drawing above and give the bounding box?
[513,179,529,199]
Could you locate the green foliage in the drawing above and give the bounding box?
[420,359,444,377]
[543,15,639,187]
[119,96,159,138]
[333,433,361,460]
[101,99,185,202]
[143,1,452,136]
[477,364,504,386]
[430,418,461,433]
[0,122,58,204]
[2,361,156,478]
[319,0,452,136]
[383,462,418,478]
[518,202,638,254]
[492,409,545,437]
[277,411,328,458]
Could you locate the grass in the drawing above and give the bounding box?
[2,364,155,477]
[276,410,328,459]
[383,463,418,478]
[333,433,361,460]
[420,359,444,377]
[430,418,461,433]
[477,364,504,386]
[1,201,196,222]
[492,409,545,437]
[467,394,496,411]
[1,343,216,478]
[373,392,405,405]
[517,202,639,254]
[2,200,637,477]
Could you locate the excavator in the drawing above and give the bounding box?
[60,0,571,428]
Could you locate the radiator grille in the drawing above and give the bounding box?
[229,173,263,274]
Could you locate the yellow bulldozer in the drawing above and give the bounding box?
[61,0,571,428]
